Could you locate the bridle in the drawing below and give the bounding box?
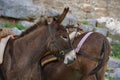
[48,23,73,60]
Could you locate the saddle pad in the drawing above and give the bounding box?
[41,55,57,67]
[0,35,12,64]
[41,53,57,67]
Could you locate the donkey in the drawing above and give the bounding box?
[41,30,111,80]
[0,7,75,80]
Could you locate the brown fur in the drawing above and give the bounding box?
[0,7,72,80]
[42,32,111,80]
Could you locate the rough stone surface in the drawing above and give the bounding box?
[18,21,34,28]
[0,0,44,19]
[11,27,22,35]
[107,57,120,79]
[108,57,120,69]
[87,19,97,27]
[45,8,59,17]
[97,17,120,41]
[33,0,120,21]
[62,13,78,27]
[94,27,108,36]
[81,24,94,32]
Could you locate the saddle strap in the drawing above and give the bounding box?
[75,32,93,53]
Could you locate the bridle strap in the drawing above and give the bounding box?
[75,32,93,53]
[79,50,102,62]
[48,24,61,52]
[48,24,73,59]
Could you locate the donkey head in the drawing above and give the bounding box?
[46,7,76,64]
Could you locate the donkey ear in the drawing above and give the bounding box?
[44,17,54,25]
[57,7,69,24]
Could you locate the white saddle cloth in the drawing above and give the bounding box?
[0,35,12,64]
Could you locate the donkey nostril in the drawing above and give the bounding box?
[0,29,2,31]
[67,59,74,64]
[61,36,68,41]
[74,58,75,60]
[62,35,68,39]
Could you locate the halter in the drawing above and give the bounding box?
[48,23,72,59]
[48,23,61,52]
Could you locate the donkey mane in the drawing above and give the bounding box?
[19,20,47,38]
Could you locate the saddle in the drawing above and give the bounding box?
[0,28,15,64]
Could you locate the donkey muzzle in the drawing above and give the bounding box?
[64,50,76,64]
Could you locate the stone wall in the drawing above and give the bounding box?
[1,0,120,21]
[0,0,44,20]
[33,0,120,21]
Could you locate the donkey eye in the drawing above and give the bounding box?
[60,36,68,41]
[62,36,67,39]
[56,27,60,31]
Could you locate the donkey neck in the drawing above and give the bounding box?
[12,26,50,63]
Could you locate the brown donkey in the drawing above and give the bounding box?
[41,31,111,80]
[0,7,75,80]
